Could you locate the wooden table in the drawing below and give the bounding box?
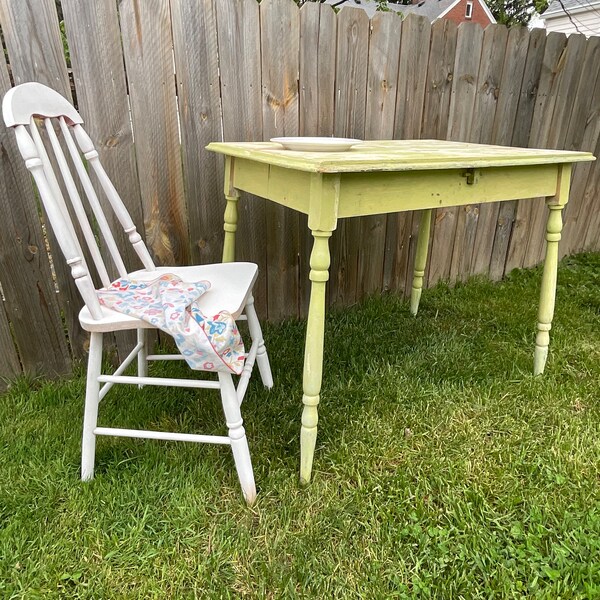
[207,139,595,484]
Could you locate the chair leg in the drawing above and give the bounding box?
[81,331,103,481]
[137,328,147,387]
[218,372,256,505]
[245,295,273,389]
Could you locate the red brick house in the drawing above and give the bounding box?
[326,0,496,27]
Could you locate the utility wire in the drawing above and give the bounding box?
[555,0,584,32]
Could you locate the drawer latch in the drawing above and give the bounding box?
[461,169,478,185]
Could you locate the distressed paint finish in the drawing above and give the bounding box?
[410,208,432,316]
[534,164,571,375]
[0,0,87,359]
[119,0,189,266]
[209,139,593,482]
[301,228,333,484]
[222,157,239,264]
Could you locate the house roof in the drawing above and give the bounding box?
[323,0,494,22]
[543,0,600,16]
[398,0,459,20]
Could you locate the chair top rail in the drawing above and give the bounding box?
[3,82,83,127]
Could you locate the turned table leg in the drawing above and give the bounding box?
[534,165,571,375]
[222,189,239,263]
[410,209,432,316]
[534,202,565,375]
[300,229,332,484]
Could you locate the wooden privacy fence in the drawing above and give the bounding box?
[0,0,599,384]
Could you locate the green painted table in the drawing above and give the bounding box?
[207,139,595,484]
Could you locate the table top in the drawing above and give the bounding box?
[206,140,595,174]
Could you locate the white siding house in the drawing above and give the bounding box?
[542,0,600,36]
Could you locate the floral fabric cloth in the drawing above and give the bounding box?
[97,274,244,375]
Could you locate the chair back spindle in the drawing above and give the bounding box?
[2,82,156,320]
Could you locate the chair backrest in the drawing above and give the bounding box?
[2,82,155,320]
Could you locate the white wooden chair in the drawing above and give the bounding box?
[2,82,272,504]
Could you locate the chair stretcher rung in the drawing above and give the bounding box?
[146,354,187,361]
[99,341,145,401]
[97,374,220,389]
[146,353,249,361]
[93,427,231,445]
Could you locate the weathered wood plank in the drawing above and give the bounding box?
[298,2,337,316]
[522,33,587,269]
[119,0,189,266]
[358,11,402,299]
[420,18,458,289]
[470,27,529,275]
[62,0,145,358]
[260,0,300,321]
[0,298,20,389]
[299,3,337,138]
[330,6,369,307]
[383,13,431,295]
[429,22,482,286]
[421,18,459,141]
[558,36,600,256]
[488,25,532,280]
[215,0,267,314]
[582,131,600,250]
[504,29,546,274]
[396,15,431,298]
[505,31,565,273]
[451,24,506,281]
[0,0,86,360]
[171,0,223,268]
[0,48,70,376]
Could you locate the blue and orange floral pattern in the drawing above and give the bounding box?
[97,274,244,374]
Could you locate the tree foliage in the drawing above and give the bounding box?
[486,0,548,25]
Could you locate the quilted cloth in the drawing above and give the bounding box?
[97,274,244,374]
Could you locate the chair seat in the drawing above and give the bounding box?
[79,262,258,332]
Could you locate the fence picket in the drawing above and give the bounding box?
[421,18,458,288]
[215,0,267,315]
[383,14,431,295]
[430,22,483,285]
[298,2,337,316]
[469,24,509,277]
[488,25,531,280]
[582,132,600,249]
[330,6,370,307]
[260,0,301,320]
[171,0,224,268]
[358,11,402,299]
[522,33,587,268]
[0,45,70,376]
[0,0,599,377]
[505,31,567,273]
[0,0,84,361]
[119,0,189,267]
[62,0,146,358]
[0,300,19,389]
[501,28,548,274]
[559,36,600,256]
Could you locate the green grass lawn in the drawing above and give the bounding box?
[1,253,599,599]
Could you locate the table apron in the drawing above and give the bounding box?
[336,164,561,218]
[231,159,561,220]
[232,158,311,214]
